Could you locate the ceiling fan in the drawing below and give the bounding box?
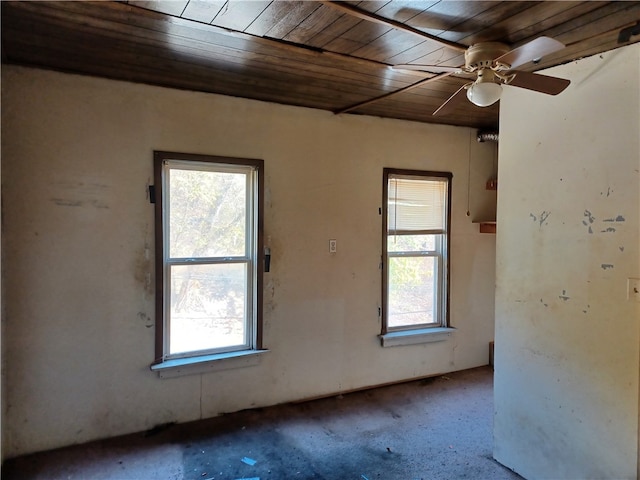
[393,37,571,116]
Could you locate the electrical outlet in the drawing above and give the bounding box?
[329,239,337,253]
[628,278,640,302]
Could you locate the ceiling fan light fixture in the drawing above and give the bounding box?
[467,81,502,107]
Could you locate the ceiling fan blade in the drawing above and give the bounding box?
[496,36,566,69]
[433,83,472,116]
[507,71,570,95]
[393,64,464,74]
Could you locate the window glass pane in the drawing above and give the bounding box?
[387,234,436,253]
[388,256,437,328]
[169,168,246,258]
[169,263,247,355]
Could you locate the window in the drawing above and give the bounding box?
[382,169,451,337]
[152,152,263,367]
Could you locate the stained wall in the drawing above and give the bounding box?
[1,66,497,457]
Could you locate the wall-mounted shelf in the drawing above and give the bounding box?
[477,222,496,234]
[478,179,497,233]
[468,132,498,234]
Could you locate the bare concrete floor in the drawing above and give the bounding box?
[3,366,521,480]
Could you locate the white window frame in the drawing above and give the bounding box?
[381,169,452,338]
[152,151,264,369]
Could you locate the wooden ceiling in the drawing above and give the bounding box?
[3,1,640,130]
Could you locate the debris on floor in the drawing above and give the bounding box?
[1,367,521,480]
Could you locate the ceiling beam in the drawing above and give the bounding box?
[335,72,454,114]
[319,1,468,53]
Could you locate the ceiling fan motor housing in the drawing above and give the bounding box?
[465,42,511,71]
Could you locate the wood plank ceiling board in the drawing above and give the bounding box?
[501,2,609,46]
[356,1,480,63]
[8,3,321,73]
[523,2,633,43]
[180,0,228,23]
[551,2,640,46]
[353,27,441,62]
[460,2,574,45]
[405,2,543,67]
[129,0,189,17]
[1,1,414,111]
[323,1,454,58]
[282,5,346,45]
[322,19,392,54]
[501,2,640,72]
[208,1,272,32]
[244,1,320,37]
[354,92,501,129]
[403,1,499,35]
[3,0,640,130]
[302,10,363,49]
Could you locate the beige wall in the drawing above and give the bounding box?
[1,66,496,457]
[494,43,640,478]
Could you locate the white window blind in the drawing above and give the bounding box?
[387,176,447,234]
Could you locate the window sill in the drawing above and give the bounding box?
[379,327,455,348]
[151,349,269,379]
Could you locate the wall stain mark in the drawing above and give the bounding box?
[50,198,109,209]
[600,187,612,197]
[134,237,154,296]
[539,211,550,227]
[559,290,570,301]
[583,210,595,233]
[51,198,83,207]
[583,210,595,224]
[600,227,616,233]
[540,298,548,307]
[91,200,109,209]
[604,215,625,222]
[56,180,109,190]
[619,246,625,252]
[530,213,537,222]
[50,177,111,209]
[138,312,153,328]
[601,264,614,270]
